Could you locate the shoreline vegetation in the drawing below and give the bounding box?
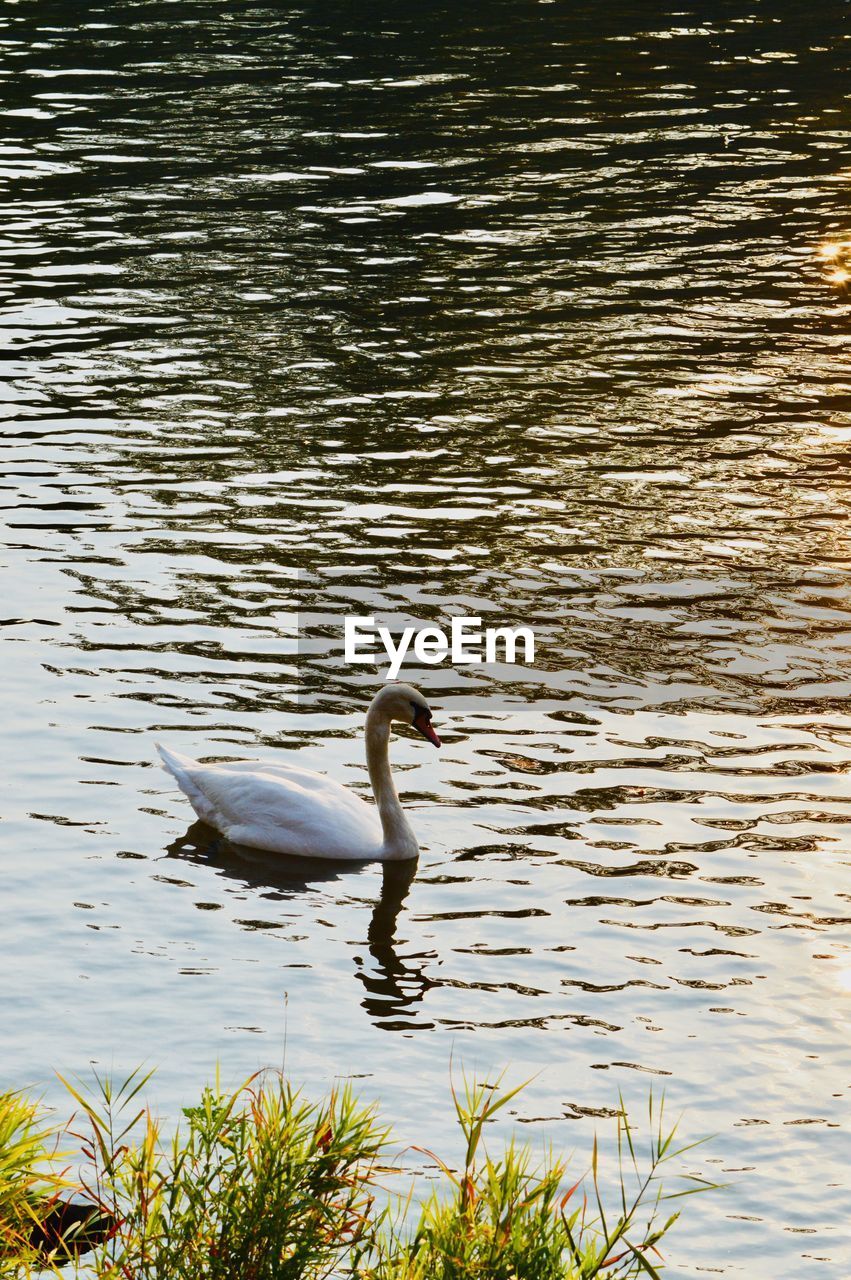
[0,1069,714,1279]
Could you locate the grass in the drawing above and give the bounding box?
[360,1076,713,1280]
[0,1069,715,1279]
[0,1088,75,1275]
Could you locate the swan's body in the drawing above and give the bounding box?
[156,684,440,861]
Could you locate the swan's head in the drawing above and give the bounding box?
[370,683,441,748]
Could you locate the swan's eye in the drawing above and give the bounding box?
[410,700,430,722]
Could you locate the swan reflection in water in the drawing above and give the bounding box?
[165,822,437,1029]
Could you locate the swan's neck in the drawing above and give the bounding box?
[365,708,418,860]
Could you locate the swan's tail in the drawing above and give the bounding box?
[155,743,216,825]
[155,742,194,781]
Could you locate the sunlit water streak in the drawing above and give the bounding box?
[1,4,851,1275]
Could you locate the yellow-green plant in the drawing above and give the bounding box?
[359,1078,714,1280]
[0,1088,72,1278]
[0,1070,714,1279]
[60,1067,389,1279]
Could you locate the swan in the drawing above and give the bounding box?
[155,683,440,861]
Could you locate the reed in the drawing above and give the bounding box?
[57,1067,388,1280]
[0,1088,74,1277]
[360,1076,713,1280]
[0,1070,714,1278]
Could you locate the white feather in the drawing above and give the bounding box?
[155,683,439,862]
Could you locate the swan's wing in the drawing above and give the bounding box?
[156,746,381,859]
[157,745,359,803]
[196,769,382,859]
[200,756,351,794]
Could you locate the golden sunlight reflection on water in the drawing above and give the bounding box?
[834,966,851,995]
[817,239,851,285]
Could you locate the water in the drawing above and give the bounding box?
[2,3,851,1274]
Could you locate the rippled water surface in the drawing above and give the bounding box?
[2,4,851,1275]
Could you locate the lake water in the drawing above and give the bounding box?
[2,4,851,1275]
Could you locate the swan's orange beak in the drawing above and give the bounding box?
[413,708,441,747]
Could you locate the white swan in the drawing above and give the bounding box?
[155,683,440,862]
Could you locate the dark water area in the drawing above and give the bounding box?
[2,4,851,1275]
